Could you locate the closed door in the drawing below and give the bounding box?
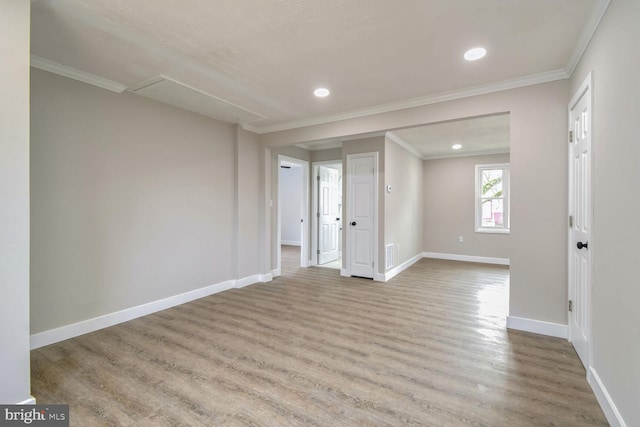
[347,153,376,278]
[318,166,340,264]
[568,74,592,369]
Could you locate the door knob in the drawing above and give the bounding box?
[351,221,357,226]
[577,241,588,250]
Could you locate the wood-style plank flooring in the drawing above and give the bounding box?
[31,246,608,426]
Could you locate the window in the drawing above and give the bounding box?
[475,163,510,233]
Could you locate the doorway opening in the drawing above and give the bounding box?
[277,155,309,277]
[312,161,343,270]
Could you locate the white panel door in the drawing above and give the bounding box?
[568,74,592,369]
[347,153,376,278]
[318,166,340,264]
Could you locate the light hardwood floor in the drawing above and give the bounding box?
[31,246,607,426]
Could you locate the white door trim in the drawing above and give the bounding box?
[567,71,593,370]
[277,155,310,273]
[312,160,343,266]
[345,152,379,280]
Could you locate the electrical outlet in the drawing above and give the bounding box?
[396,243,400,253]
[458,236,464,243]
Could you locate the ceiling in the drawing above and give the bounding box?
[390,114,510,160]
[296,113,510,159]
[31,0,606,133]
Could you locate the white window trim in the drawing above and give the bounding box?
[475,163,510,234]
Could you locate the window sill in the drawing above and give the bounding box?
[475,228,510,235]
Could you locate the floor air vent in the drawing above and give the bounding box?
[386,244,394,270]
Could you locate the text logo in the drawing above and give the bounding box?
[0,405,68,426]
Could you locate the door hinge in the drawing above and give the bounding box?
[317,250,320,255]
[569,130,573,143]
[569,215,573,228]
[316,175,320,181]
[317,212,320,218]
[569,300,573,312]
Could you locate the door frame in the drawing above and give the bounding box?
[276,155,310,275]
[344,152,379,280]
[312,160,343,266]
[567,71,593,370]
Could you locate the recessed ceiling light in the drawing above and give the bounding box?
[314,87,330,97]
[452,144,462,150]
[464,47,486,61]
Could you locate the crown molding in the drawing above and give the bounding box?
[386,131,509,161]
[422,148,510,161]
[565,0,611,76]
[244,68,569,135]
[30,55,127,93]
[385,132,423,159]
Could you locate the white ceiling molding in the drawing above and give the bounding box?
[244,68,569,134]
[564,0,611,76]
[131,76,266,124]
[30,55,127,93]
[386,132,423,159]
[295,140,343,151]
[423,148,510,161]
[386,130,508,160]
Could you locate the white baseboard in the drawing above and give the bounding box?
[301,259,313,268]
[423,251,510,266]
[373,273,385,282]
[339,269,383,282]
[384,253,422,281]
[235,273,272,288]
[281,240,301,246]
[589,367,627,427]
[272,267,282,278]
[506,316,567,339]
[260,272,273,283]
[30,274,271,350]
[17,396,36,405]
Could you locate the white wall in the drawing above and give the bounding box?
[570,1,640,425]
[236,127,262,279]
[280,166,303,245]
[0,0,32,404]
[311,148,343,163]
[423,153,511,259]
[31,69,238,334]
[385,137,424,267]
